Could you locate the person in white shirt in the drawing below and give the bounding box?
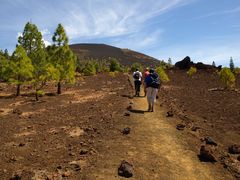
[133,69,142,97]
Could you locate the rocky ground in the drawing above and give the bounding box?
[0,73,132,179]
[0,70,239,179]
[159,69,240,178]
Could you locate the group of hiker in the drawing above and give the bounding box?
[132,68,160,112]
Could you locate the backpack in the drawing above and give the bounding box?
[133,72,140,79]
[150,73,161,88]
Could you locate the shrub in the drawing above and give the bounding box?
[156,66,170,82]
[109,71,118,77]
[82,61,96,76]
[131,63,143,72]
[109,58,121,72]
[123,66,130,73]
[37,90,45,97]
[219,67,235,89]
[234,67,240,75]
[187,67,197,76]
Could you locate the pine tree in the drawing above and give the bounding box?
[4,49,9,59]
[0,54,10,81]
[212,61,216,67]
[168,58,172,65]
[18,22,52,100]
[229,57,234,72]
[52,24,76,94]
[9,45,34,96]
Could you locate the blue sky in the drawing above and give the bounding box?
[0,0,239,66]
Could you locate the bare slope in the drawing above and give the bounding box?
[70,43,160,67]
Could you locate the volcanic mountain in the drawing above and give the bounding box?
[70,43,160,67]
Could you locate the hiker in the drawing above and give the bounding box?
[144,69,160,112]
[133,68,142,97]
[143,68,150,96]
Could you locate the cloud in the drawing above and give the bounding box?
[195,6,240,20]
[112,29,163,50]
[60,0,191,40]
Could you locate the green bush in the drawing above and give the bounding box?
[82,61,96,76]
[37,90,45,97]
[123,66,130,73]
[109,71,118,77]
[187,67,197,76]
[156,66,170,82]
[219,67,235,89]
[109,58,121,72]
[131,63,143,72]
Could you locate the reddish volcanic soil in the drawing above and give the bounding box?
[0,73,133,179]
[0,71,239,179]
[159,69,240,178]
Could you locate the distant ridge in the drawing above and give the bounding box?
[70,43,160,67]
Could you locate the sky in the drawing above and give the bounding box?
[0,0,239,66]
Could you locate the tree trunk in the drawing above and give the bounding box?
[35,89,39,101]
[57,81,61,94]
[16,84,20,96]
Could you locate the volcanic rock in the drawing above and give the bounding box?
[122,127,131,135]
[124,112,130,116]
[175,56,193,70]
[229,145,240,154]
[199,145,217,162]
[118,160,133,178]
[176,124,185,130]
[166,111,174,117]
[127,105,132,110]
[204,137,217,146]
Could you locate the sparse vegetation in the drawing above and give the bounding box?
[9,45,34,96]
[18,22,49,100]
[82,61,97,76]
[229,57,234,72]
[234,67,240,75]
[219,67,235,89]
[212,61,216,67]
[131,63,143,72]
[187,67,197,77]
[109,58,122,72]
[156,66,170,82]
[51,24,76,94]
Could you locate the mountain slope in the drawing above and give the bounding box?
[70,43,160,67]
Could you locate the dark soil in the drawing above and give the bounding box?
[0,73,132,179]
[159,69,240,178]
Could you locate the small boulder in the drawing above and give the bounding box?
[229,144,240,154]
[124,112,130,116]
[19,143,25,147]
[118,160,133,178]
[122,127,131,135]
[176,124,185,131]
[166,111,174,117]
[69,161,81,171]
[191,126,200,131]
[80,149,88,155]
[13,108,22,115]
[204,137,217,146]
[199,145,217,162]
[127,105,132,110]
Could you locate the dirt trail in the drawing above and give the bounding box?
[86,90,234,179]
